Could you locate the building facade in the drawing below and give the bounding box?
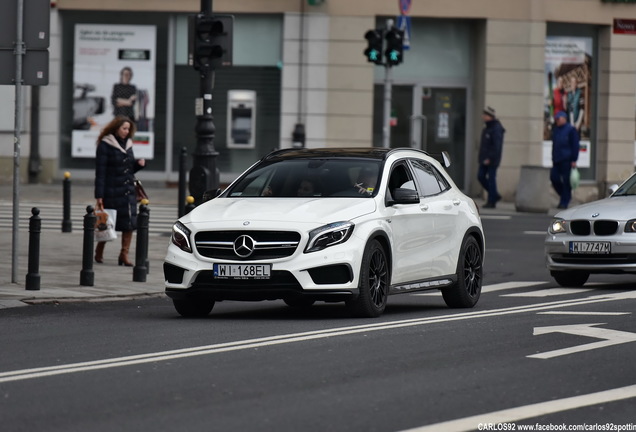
[2,0,636,205]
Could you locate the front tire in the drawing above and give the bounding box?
[347,239,389,318]
[173,298,215,317]
[551,270,589,287]
[442,236,482,308]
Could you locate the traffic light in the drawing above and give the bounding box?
[364,29,383,65]
[384,28,404,66]
[190,14,234,71]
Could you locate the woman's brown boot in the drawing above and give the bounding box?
[95,242,106,263]
[118,231,134,267]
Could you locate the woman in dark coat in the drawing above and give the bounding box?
[94,115,145,266]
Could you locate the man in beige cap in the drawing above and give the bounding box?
[477,106,505,208]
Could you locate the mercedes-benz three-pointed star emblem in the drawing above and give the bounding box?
[234,235,256,257]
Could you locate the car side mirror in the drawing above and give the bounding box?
[388,188,420,206]
[608,184,619,196]
[202,188,222,203]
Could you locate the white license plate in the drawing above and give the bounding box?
[213,264,271,279]
[569,241,611,254]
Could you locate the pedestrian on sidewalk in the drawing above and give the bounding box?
[550,110,579,209]
[477,106,505,208]
[94,116,145,266]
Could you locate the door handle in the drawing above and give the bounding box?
[453,199,461,206]
[420,204,429,211]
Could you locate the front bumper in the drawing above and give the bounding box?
[545,234,636,273]
[163,241,363,302]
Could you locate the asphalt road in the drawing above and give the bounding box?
[1,212,636,432]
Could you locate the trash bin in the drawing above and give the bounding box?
[515,165,552,213]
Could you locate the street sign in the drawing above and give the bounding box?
[0,50,49,85]
[398,0,412,15]
[1,0,50,50]
[396,15,411,50]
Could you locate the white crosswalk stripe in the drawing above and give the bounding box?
[0,201,178,237]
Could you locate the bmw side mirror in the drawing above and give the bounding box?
[608,184,618,196]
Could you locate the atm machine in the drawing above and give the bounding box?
[227,90,256,149]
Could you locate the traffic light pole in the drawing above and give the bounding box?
[189,0,220,204]
[382,19,393,149]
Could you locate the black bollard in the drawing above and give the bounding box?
[80,205,95,286]
[178,147,187,217]
[25,207,41,291]
[184,195,196,215]
[133,204,149,282]
[61,171,72,232]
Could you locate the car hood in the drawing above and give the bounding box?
[556,196,635,220]
[182,198,377,226]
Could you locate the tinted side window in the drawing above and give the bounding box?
[410,160,447,197]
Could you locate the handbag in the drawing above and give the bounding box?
[134,178,149,202]
[570,167,580,190]
[94,208,117,242]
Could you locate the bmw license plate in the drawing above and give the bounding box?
[569,241,611,254]
[213,264,271,279]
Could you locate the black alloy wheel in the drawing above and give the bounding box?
[442,235,482,308]
[347,239,389,318]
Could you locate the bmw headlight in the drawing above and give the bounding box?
[305,222,354,253]
[171,221,192,253]
[625,219,636,233]
[549,218,567,234]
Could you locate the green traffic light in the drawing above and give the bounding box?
[369,50,379,61]
[389,50,400,62]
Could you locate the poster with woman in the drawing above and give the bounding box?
[542,36,592,168]
[71,24,156,159]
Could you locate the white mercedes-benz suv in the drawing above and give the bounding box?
[164,148,485,318]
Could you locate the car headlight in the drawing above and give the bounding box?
[625,219,636,233]
[305,222,354,253]
[171,221,192,253]
[549,218,567,234]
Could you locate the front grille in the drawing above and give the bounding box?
[569,220,618,236]
[570,220,591,235]
[194,230,301,260]
[594,220,618,236]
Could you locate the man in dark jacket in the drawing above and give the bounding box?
[551,110,580,209]
[477,106,505,208]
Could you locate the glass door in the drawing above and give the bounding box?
[418,87,466,188]
[373,84,467,189]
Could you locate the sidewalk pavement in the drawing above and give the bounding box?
[0,181,181,310]
[0,181,523,310]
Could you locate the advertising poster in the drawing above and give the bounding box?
[72,24,156,159]
[542,36,592,168]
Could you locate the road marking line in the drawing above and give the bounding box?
[399,384,636,432]
[523,230,547,235]
[414,281,544,296]
[502,288,592,297]
[538,311,630,316]
[1,291,636,383]
[529,323,636,359]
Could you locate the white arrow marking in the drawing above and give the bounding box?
[528,323,636,359]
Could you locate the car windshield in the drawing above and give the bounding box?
[226,159,382,198]
[612,174,636,196]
